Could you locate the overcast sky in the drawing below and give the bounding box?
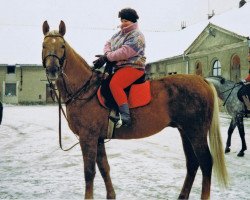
[0,0,245,64]
[1,0,240,31]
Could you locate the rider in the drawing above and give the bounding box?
[240,69,250,112]
[93,8,146,126]
[0,101,3,125]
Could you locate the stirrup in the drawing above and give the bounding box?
[109,113,123,128]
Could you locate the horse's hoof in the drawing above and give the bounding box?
[107,191,116,199]
[225,147,230,153]
[237,151,245,157]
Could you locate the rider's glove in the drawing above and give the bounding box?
[93,55,108,69]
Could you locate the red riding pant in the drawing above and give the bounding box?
[109,66,144,106]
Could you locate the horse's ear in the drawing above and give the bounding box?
[43,21,50,35]
[59,20,66,36]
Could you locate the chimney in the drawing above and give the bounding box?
[181,21,186,30]
[239,0,246,8]
[208,10,215,19]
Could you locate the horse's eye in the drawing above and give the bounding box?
[62,44,65,49]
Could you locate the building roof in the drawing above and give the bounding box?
[146,2,250,63]
[0,3,250,65]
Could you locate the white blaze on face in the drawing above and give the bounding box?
[52,38,56,43]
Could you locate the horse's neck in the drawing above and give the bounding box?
[56,43,92,99]
[219,82,236,101]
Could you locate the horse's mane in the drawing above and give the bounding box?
[45,30,91,70]
[45,30,60,37]
[206,75,235,84]
[68,44,91,69]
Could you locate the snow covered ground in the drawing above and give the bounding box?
[0,105,249,199]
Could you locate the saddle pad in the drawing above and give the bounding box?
[97,81,151,109]
[128,81,151,108]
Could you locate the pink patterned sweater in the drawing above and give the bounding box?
[104,23,146,70]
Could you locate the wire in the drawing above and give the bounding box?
[0,2,248,33]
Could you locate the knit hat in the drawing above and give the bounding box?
[118,8,139,23]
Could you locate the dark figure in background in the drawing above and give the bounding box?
[0,102,3,125]
[240,70,250,112]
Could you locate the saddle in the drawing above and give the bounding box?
[97,74,151,110]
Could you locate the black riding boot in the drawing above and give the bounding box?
[110,103,131,126]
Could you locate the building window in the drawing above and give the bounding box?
[5,83,16,96]
[7,65,16,74]
[212,60,221,76]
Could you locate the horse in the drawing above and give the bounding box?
[206,76,248,157]
[42,20,228,199]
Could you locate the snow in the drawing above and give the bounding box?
[0,105,249,199]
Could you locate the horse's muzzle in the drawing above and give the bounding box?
[46,65,60,80]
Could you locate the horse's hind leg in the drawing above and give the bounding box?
[225,119,236,153]
[182,129,212,199]
[96,140,116,199]
[236,114,247,157]
[193,143,212,199]
[178,130,199,199]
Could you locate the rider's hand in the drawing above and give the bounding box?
[93,55,108,69]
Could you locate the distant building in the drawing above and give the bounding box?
[147,23,250,82]
[0,64,54,104]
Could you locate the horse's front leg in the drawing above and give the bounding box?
[225,119,236,153]
[236,114,247,157]
[80,138,98,199]
[96,140,116,199]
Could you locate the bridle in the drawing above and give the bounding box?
[42,34,99,105]
[208,76,241,106]
[42,34,66,71]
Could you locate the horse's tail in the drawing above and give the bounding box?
[208,82,228,188]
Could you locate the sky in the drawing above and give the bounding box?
[1,0,239,31]
[0,0,244,64]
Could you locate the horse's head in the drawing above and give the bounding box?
[42,20,66,80]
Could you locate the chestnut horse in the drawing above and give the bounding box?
[42,21,228,199]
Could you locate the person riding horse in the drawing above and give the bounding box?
[240,70,250,112]
[0,101,3,125]
[93,8,146,126]
[42,20,228,199]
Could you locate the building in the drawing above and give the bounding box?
[146,3,250,81]
[147,23,250,82]
[0,64,53,104]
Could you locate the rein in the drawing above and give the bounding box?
[222,83,241,106]
[46,69,102,151]
[47,77,80,151]
[43,33,106,150]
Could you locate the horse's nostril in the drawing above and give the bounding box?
[46,66,58,75]
[51,67,57,74]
